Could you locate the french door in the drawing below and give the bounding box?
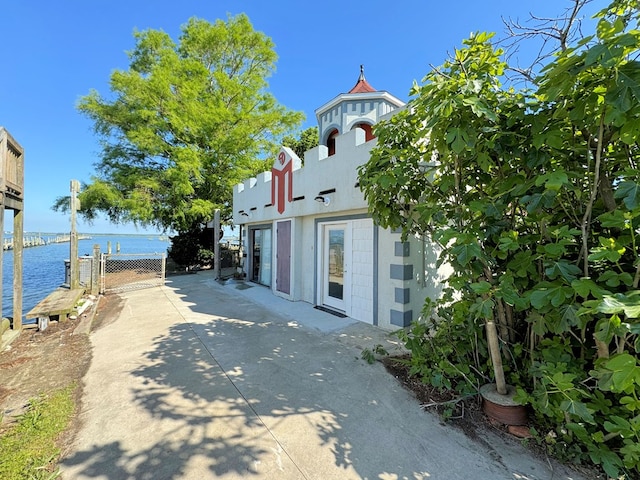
[321,223,351,312]
[251,227,271,286]
[275,220,291,295]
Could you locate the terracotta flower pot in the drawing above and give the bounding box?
[479,383,528,426]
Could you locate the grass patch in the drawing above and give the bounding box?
[0,384,76,479]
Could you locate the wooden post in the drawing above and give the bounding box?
[12,208,23,329]
[214,209,221,280]
[486,318,507,395]
[0,128,25,331]
[70,179,80,289]
[91,244,100,296]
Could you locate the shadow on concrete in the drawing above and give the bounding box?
[61,271,579,480]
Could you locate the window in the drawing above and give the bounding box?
[327,129,339,156]
[352,123,374,141]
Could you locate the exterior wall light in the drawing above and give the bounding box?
[314,195,331,206]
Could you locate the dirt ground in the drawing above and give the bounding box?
[381,356,608,479]
[0,293,125,449]
[0,320,90,425]
[0,262,182,436]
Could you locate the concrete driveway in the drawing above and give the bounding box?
[60,271,586,479]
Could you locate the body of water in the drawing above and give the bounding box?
[2,234,170,320]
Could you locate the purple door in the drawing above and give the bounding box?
[276,220,291,295]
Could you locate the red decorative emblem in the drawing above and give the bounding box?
[272,148,294,214]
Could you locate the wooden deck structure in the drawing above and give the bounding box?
[0,127,24,330]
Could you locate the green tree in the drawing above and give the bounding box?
[56,14,303,233]
[359,1,640,477]
[282,126,319,161]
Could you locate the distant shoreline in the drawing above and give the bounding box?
[3,232,170,237]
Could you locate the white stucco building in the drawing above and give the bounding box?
[232,69,448,330]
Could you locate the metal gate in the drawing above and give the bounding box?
[101,253,166,294]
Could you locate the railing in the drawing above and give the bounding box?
[100,253,166,294]
[0,128,24,198]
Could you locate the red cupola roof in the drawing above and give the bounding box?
[348,65,376,94]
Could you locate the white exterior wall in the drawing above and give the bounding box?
[232,90,447,331]
[377,231,451,329]
[299,215,317,303]
[350,218,374,323]
[234,129,373,310]
[233,128,370,224]
[376,228,402,329]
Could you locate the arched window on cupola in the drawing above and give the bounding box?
[352,122,375,141]
[327,128,339,156]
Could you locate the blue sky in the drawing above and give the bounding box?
[2,1,601,234]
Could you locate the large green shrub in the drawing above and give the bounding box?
[359,2,640,477]
[168,226,238,270]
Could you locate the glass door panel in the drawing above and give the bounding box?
[251,227,271,286]
[323,225,346,310]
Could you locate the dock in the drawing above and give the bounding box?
[2,234,92,251]
[25,287,85,327]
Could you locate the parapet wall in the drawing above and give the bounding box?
[233,127,375,224]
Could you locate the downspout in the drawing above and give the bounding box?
[238,224,244,276]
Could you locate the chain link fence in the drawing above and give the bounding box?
[101,253,166,294]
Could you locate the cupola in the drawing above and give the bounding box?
[315,66,405,155]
